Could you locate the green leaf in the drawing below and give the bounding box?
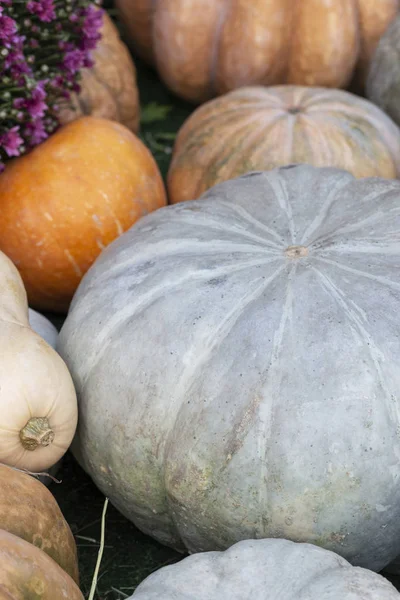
[140,102,173,125]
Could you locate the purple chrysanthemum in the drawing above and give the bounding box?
[0,0,103,172]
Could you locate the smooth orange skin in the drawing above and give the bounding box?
[0,117,167,313]
[0,465,79,584]
[115,0,399,103]
[0,530,83,600]
[167,86,400,204]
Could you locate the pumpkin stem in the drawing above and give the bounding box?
[19,417,55,451]
[285,245,309,259]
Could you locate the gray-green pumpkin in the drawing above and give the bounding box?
[367,14,400,126]
[58,165,400,571]
[130,539,400,599]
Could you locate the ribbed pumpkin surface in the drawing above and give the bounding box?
[132,539,400,599]
[168,86,400,204]
[59,166,400,572]
[115,0,399,102]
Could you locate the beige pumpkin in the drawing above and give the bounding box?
[168,85,400,203]
[58,12,140,133]
[115,0,399,103]
[0,250,77,471]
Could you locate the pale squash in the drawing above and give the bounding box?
[131,539,400,599]
[0,464,79,583]
[0,529,83,600]
[115,0,399,103]
[59,165,400,571]
[0,250,77,471]
[168,85,400,204]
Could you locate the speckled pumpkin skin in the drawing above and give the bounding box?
[131,539,400,599]
[58,166,400,571]
[58,13,140,133]
[367,15,400,127]
[115,0,399,103]
[0,465,79,583]
[0,530,83,600]
[168,86,400,204]
[0,117,167,313]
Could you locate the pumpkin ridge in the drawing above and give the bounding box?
[254,261,298,533]
[208,0,232,98]
[299,174,353,246]
[310,193,400,249]
[77,255,282,388]
[215,114,288,182]
[163,263,287,544]
[216,200,285,247]
[315,256,400,291]
[311,265,393,408]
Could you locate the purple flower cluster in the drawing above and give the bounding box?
[0,0,103,171]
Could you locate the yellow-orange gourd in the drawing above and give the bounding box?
[0,117,167,312]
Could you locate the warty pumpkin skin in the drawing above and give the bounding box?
[131,539,400,599]
[0,464,79,583]
[0,530,83,600]
[0,117,167,313]
[58,12,140,133]
[0,251,78,471]
[115,0,399,103]
[58,165,400,571]
[367,14,400,128]
[168,85,400,204]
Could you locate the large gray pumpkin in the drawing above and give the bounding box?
[131,539,400,599]
[58,165,400,571]
[367,14,400,126]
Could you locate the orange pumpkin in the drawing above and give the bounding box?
[115,0,399,103]
[0,117,167,313]
[0,464,79,584]
[167,86,400,204]
[0,530,83,600]
[58,12,140,133]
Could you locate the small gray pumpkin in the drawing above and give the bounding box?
[28,308,61,486]
[130,539,400,599]
[58,165,400,571]
[367,14,400,126]
[28,309,58,350]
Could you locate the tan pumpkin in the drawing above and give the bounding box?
[58,12,140,132]
[0,464,79,583]
[167,85,400,203]
[0,117,167,313]
[0,530,83,600]
[115,0,399,103]
[0,250,78,471]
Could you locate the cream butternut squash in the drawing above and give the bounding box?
[0,251,77,471]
